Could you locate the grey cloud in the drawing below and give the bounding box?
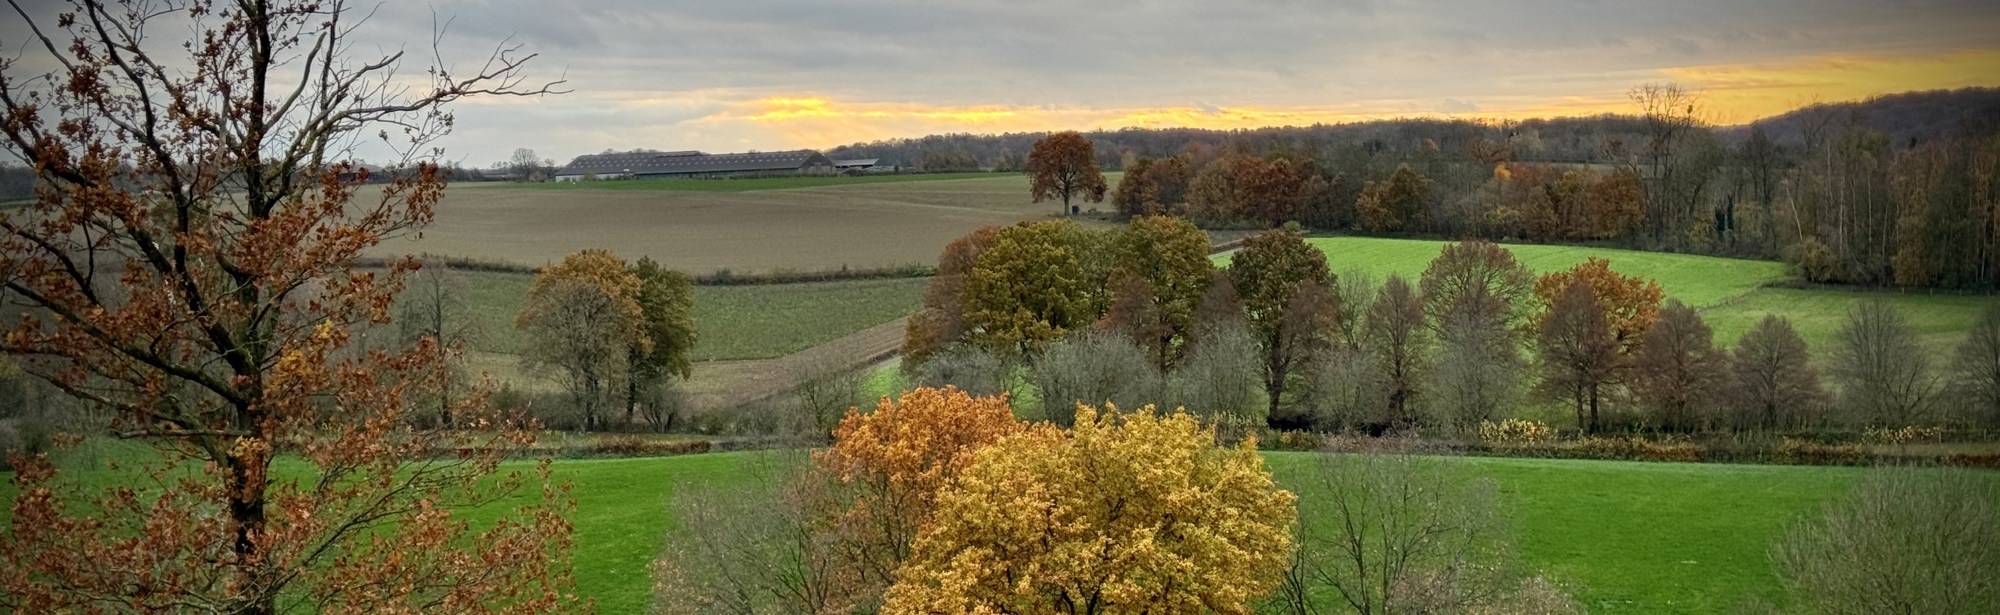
[9,0,1993,160]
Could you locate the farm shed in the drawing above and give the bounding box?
[554,150,835,181]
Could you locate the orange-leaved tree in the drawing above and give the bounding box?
[1532,257,1664,352]
[653,386,1021,613]
[1027,131,1108,216]
[882,404,1296,615]
[0,0,574,613]
[812,386,1023,604]
[1357,164,1432,232]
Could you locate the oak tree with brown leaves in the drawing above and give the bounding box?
[1536,283,1620,434]
[1026,131,1107,216]
[0,1,575,613]
[1533,258,1664,353]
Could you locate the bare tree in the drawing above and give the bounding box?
[1365,274,1430,426]
[1174,319,1264,424]
[396,259,480,426]
[1771,466,2000,615]
[1950,302,2000,429]
[786,359,868,440]
[904,344,1014,400]
[1728,314,1828,431]
[510,147,547,181]
[1300,344,1386,431]
[1029,332,1167,426]
[1268,448,1579,615]
[1630,300,1727,432]
[1431,287,1525,434]
[1831,300,1940,426]
[653,452,857,615]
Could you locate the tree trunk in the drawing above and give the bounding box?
[226,431,273,615]
[1588,382,1602,435]
[1574,391,1587,434]
[626,373,639,427]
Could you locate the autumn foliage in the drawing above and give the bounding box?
[813,387,1023,594]
[1533,258,1665,351]
[1027,131,1109,215]
[881,405,1296,615]
[0,0,574,612]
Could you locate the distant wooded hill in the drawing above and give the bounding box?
[1722,87,2000,148]
[823,87,2000,171]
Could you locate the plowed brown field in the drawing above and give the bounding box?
[370,174,1106,273]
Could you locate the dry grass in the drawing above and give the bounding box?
[370,175,1115,273]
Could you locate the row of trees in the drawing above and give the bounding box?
[905,220,2000,434]
[1000,88,2000,291]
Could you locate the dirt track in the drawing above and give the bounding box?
[680,315,907,412]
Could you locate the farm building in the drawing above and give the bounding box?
[554,150,835,181]
[832,158,879,173]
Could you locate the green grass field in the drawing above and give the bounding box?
[1219,236,1995,356]
[8,449,1902,614]
[488,172,998,193]
[516,452,1887,614]
[457,270,924,362]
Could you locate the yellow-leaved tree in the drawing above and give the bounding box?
[815,386,1025,604]
[882,405,1296,615]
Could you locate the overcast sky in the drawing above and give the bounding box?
[6,0,1999,166]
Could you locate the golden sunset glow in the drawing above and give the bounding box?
[697,46,1998,149]
[1667,49,2000,122]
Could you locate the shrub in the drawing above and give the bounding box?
[1574,436,1700,462]
[585,436,712,458]
[1782,237,1838,283]
[1274,430,1323,451]
[1861,425,1942,446]
[1772,466,2000,614]
[1776,438,1864,465]
[1943,453,2000,469]
[1478,419,1555,447]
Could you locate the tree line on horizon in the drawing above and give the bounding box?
[844,86,2000,291]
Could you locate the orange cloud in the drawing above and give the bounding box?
[1665,49,2000,123]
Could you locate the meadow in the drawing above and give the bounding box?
[1219,236,1993,357]
[498,173,997,192]
[457,451,1881,615]
[458,271,924,362]
[6,445,1891,615]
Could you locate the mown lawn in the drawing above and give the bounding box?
[457,270,924,362]
[1218,235,1995,355]
[546,452,1877,613]
[17,446,1995,614]
[482,172,998,193]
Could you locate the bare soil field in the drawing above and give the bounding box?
[370,174,1110,273]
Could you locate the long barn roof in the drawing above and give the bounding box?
[556,150,828,176]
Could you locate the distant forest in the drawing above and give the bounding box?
[830,87,2000,291]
